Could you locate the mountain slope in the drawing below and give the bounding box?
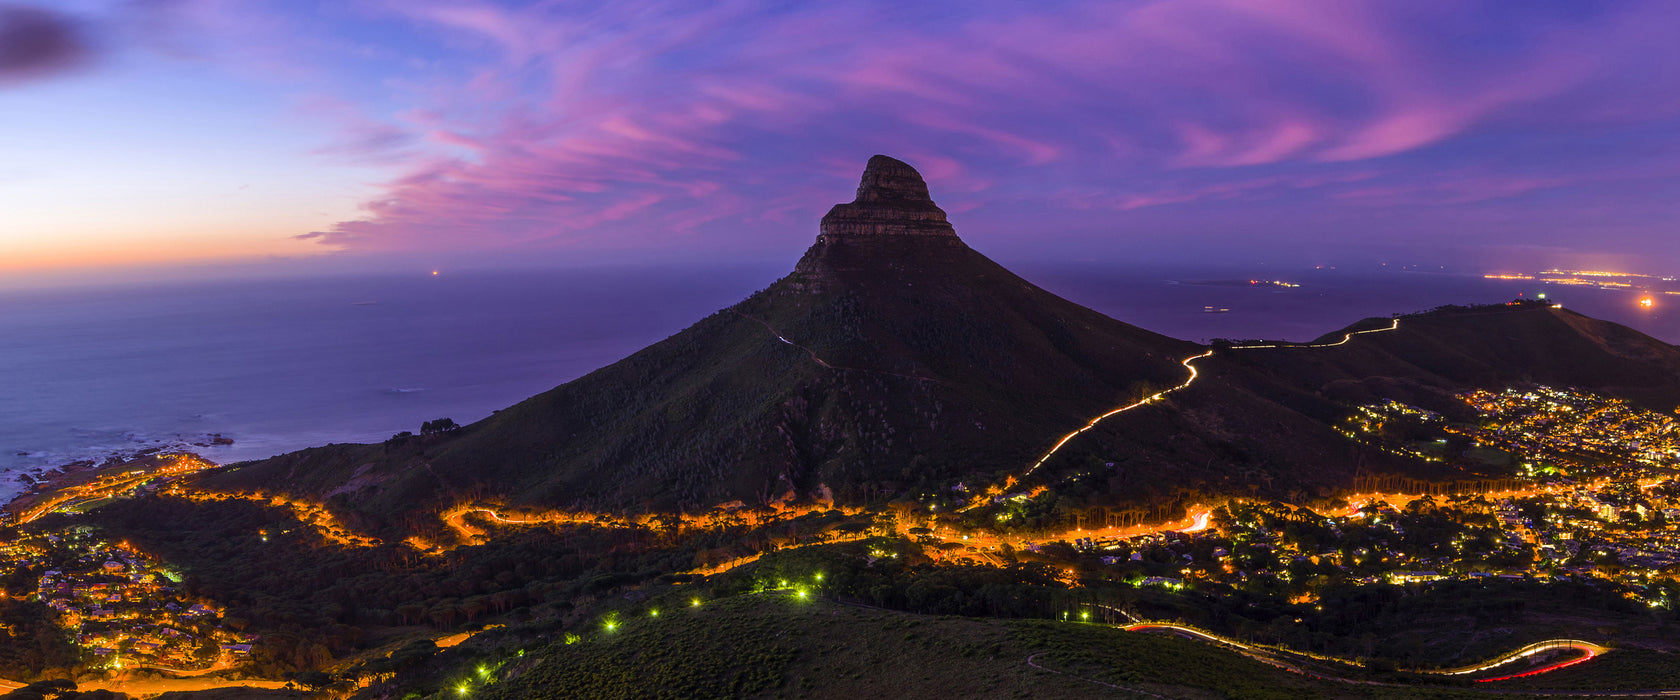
[204,156,1198,515]
[1027,302,1680,502]
[201,157,1680,525]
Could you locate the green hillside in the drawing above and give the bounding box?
[420,593,1489,700]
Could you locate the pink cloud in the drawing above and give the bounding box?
[250,0,1680,268]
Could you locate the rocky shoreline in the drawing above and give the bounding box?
[3,434,232,512]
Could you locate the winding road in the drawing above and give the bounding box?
[737,309,1648,691]
[1020,317,1402,481]
[738,306,1401,495]
[1112,621,1614,691]
[958,317,1403,511]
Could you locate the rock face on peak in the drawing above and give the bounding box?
[795,156,967,286]
[817,155,956,238]
[853,155,935,202]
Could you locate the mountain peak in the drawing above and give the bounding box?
[819,155,956,237]
[856,155,934,202]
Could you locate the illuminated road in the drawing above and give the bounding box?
[734,305,1403,514]
[1016,349,1215,482]
[1224,317,1401,350]
[1463,641,1608,683]
[9,454,216,524]
[1026,318,1401,478]
[966,317,1403,510]
[0,674,284,696]
[1120,621,1613,688]
[171,488,382,547]
[441,505,872,576]
[1031,630,1654,698]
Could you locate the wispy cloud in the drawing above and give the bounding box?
[31,0,1680,267]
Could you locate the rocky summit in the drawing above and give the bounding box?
[816,155,957,238]
[794,155,967,287]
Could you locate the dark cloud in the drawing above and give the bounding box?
[0,4,93,84]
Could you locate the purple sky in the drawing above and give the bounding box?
[4,0,1679,279]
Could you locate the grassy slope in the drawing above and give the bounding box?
[472,594,1495,700]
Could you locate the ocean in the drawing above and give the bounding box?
[2,260,1674,503]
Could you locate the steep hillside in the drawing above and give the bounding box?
[203,156,1197,516]
[1019,302,1680,503]
[200,157,1680,525]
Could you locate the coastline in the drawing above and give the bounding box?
[2,431,236,505]
[3,447,223,524]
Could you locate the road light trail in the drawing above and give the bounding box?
[1123,621,1609,685]
[1124,623,1252,650]
[1473,651,1596,683]
[1001,317,1403,494]
[1459,640,1607,681]
[733,310,940,382]
[1015,349,1216,482]
[1178,508,1213,533]
[737,306,1400,506]
[734,304,1399,512]
[1224,317,1400,350]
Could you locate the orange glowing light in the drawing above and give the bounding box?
[1639,297,1654,308]
[1179,508,1213,533]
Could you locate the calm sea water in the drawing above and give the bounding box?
[2,260,1674,502]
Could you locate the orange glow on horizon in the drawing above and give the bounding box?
[0,232,331,277]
